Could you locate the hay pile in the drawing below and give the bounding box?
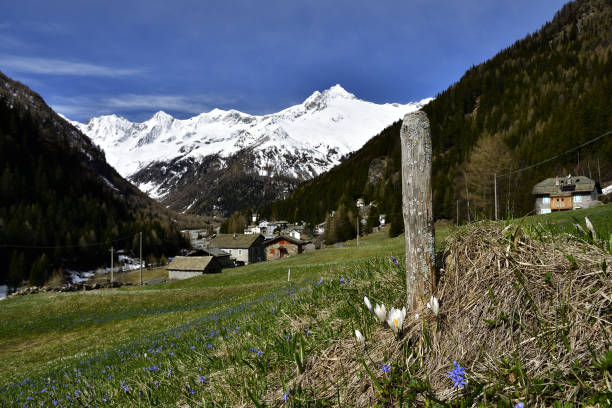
[299,222,611,406]
[425,222,611,401]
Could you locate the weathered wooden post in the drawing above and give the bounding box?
[400,110,435,310]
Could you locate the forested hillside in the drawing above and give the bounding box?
[261,0,612,230]
[0,71,190,288]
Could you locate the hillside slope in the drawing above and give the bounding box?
[0,71,189,287]
[262,0,612,225]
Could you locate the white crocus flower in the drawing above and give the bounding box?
[364,296,373,314]
[355,329,365,344]
[427,296,440,317]
[374,303,387,323]
[387,307,405,333]
[585,217,597,239]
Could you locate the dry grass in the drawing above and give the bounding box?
[293,222,612,406]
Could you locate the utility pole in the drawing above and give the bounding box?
[110,246,114,283]
[456,200,459,226]
[139,231,143,286]
[598,155,601,183]
[494,173,498,221]
[465,176,470,223]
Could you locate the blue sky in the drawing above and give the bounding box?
[1,0,570,122]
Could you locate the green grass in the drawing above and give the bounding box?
[1,207,610,406]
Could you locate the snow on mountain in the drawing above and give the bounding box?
[71,85,431,211]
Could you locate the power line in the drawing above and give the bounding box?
[499,129,612,178]
[0,232,140,250]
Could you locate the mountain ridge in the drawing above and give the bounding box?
[70,85,431,215]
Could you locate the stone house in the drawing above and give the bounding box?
[532,175,601,214]
[167,256,222,280]
[264,235,309,261]
[208,233,266,265]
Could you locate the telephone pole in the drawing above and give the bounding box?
[139,232,143,286]
[494,173,498,221]
[110,246,114,283]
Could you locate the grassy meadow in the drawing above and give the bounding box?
[1,205,610,407]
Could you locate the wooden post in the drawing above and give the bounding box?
[400,110,435,310]
[110,246,114,283]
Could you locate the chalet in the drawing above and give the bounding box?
[264,235,310,261]
[209,233,266,265]
[167,256,222,280]
[532,175,602,214]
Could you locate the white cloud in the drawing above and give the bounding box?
[51,93,237,122]
[0,55,141,77]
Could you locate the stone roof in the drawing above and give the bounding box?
[263,235,310,246]
[199,248,230,257]
[166,256,214,271]
[209,234,264,249]
[532,176,599,195]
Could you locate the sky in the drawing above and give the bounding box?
[0,0,570,122]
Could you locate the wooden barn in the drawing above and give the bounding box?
[166,256,222,280]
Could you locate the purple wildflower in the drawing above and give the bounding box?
[283,388,292,402]
[167,368,173,377]
[121,381,130,393]
[197,375,206,384]
[446,361,467,389]
[391,256,399,266]
[249,348,263,357]
[381,364,391,373]
[515,404,525,408]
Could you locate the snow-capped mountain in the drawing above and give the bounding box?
[71,85,431,215]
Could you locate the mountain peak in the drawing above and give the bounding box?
[151,110,174,122]
[323,84,356,100]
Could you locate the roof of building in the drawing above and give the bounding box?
[532,176,600,195]
[166,256,216,271]
[209,234,264,249]
[263,235,310,246]
[198,248,230,257]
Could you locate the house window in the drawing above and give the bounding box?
[270,248,275,254]
[238,249,242,255]
[542,196,550,204]
[574,194,582,202]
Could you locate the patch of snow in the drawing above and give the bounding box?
[0,285,7,299]
[603,185,612,195]
[101,176,119,191]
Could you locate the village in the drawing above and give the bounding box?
[167,174,608,280]
[169,209,389,280]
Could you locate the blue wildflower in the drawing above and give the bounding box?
[154,381,159,387]
[249,348,263,357]
[391,256,399,266]
[515,404,525,408]
[52,401,58,406]
[381,364,391,373]
[121,381,130,393]
[283,388,292,402]
[304,328,311,336]
[148,365,159,372]
[446,361,467,389]
[197,375,206,384]
[339,277,345,284]
[167,368,173,377]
